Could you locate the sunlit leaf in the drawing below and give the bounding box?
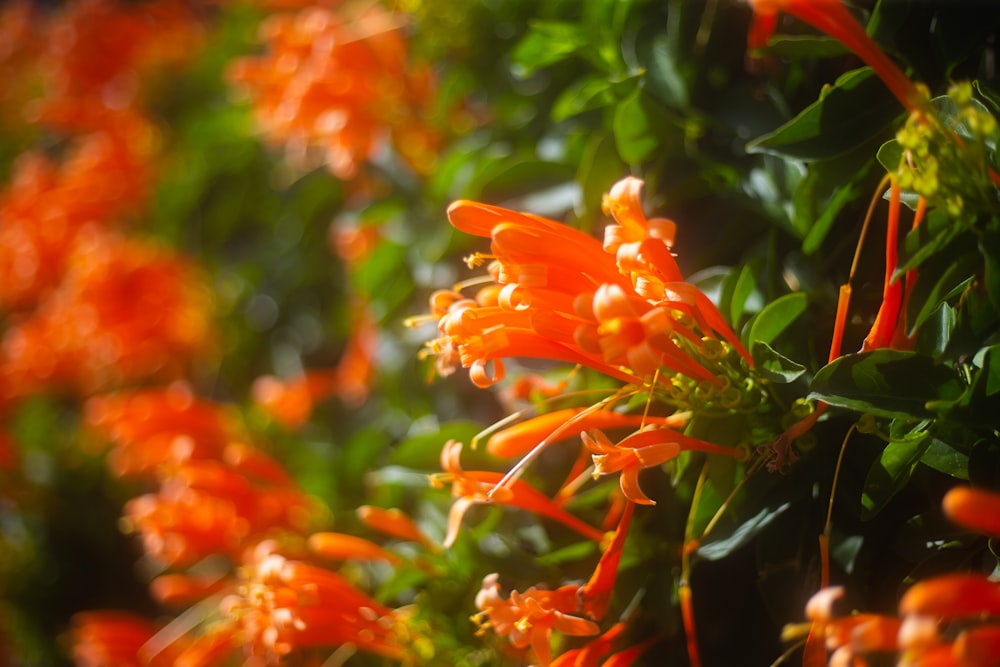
[747,292,809,347]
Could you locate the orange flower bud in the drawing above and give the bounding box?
[899,574,1000,619]
[942,486,1000,537]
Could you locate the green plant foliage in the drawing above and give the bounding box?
[1,1,999,666]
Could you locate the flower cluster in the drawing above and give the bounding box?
[804,485,1000,666]
[228,1,442,179]
[417,177,768,664]
[73,383,421,665]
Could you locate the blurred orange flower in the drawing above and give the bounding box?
[32,0,203,128]
[0,132,151,311]
[220,541,409,662]
[1,231,215,399]
[228,2,441,178]
[83,383,242,478]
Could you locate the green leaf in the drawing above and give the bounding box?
[535,540,599,566]
[941,344,1000,427]
[915,303,955,357]
[511,21,588,75]
[641,30,689,109]
[876,138,903,173]
[728,263,758,328]
[898,208,962,274]
[612,89,661,164]
[697,502,792,561]
[747,67,902,161]
[752,341,807,384]
[763,35,850,60]
[391,420,483,469]
[903,232,980,335]
[922,438,969,480]
[551,74,638,122]
[576,133,626,222]
[980,221,1000,311]
[861,429,930,519]
[747,292,809,347]
[809,350,965,419]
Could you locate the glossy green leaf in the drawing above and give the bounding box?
[613,89,661,164]
[752,341,807,384]
[922,438,969,480]
[747,292,809,347]
[898,208,963,275]
[904,232,980,335]
[746,67,902,161]
[698,502,792,561]
[809,350,965,419]
[861,430,930,519]
[940,345,1000,427]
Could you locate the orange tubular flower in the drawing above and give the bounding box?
[227,3,441,178]
[485,407,687,459]
[474,573,600,667]
[70,610,182,667]
[579,501,635,621]
[746,0,924,112]
[357,505,434,547]
[307,531,402,564]
[221,541,408,663]
[436,440,605,548]
[942,486,1000,537]
[583,427,743,506]
[898,574,1000,620]
[420,177,749,390]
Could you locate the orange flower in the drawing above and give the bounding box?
[485,406,686,459]
[746,0,923,111]
[34,0,203,127]
[84,382,238,478]
[83,383,242,478]
[0,231,215,399]
[420,177,750,390]
[357,505,434,547]
[898,574,1000,620]
[435,440,605,547]
[69,610,182,667]
[228,3,441,178]
[942,485,1000,538]
[221,541,408,662]
[579,501,634,621]
[0,131,151,311]
[308,531,402,564]
[473,573,600,667]
[583,427,744,505]
[122,457,312,567]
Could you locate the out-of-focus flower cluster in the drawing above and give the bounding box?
[228,1,444,179]
[72,383,422,665]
